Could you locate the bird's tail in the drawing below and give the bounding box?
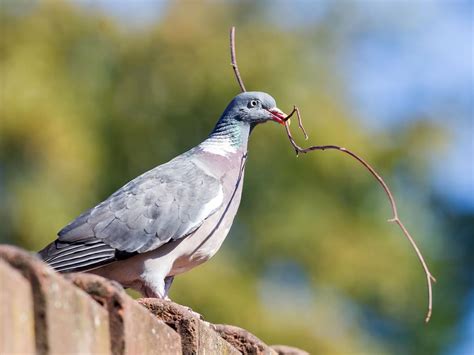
[38,239,116,273]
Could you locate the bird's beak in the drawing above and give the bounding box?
[266,107,287,125]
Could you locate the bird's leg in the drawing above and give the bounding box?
[163,276,174,301]
[141,284,164,298]
[140,273,166,298]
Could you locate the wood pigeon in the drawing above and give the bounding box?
[39,92,287,298]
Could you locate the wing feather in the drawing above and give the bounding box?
[57,156,223,254]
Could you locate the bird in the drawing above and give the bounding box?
[39,91,287,299]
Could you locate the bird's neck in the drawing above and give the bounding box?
[202,117,250,155]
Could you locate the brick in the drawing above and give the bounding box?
[212,324,277,355]
[139,298,241,355]
[67,273,181,355]
[0,259,35,354]
[0,245,110,355]
[270,345,309,355]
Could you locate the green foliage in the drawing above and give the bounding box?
[0,2,463,354]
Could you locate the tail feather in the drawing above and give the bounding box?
[39,238,117,273]
[46,242,112,264]
[53,254,117,273]
[48,250,116,270]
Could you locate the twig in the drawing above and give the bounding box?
[283,111,436,323]
[228,26,435,323]
[286,106,309,141]
[230,26,246,92]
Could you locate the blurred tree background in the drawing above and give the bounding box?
[1,1,472,354]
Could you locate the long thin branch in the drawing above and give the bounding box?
[228,26,435,323]
[283,109,436,323]
[230,26,246,92]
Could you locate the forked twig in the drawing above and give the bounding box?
[230,26,246,92]
[228,26,435,323]
[286,106,309,141]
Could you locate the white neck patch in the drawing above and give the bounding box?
[200,138,238,157]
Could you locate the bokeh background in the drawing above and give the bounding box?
[1,0,473,354]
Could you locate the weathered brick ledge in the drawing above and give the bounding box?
[0,245,308,355]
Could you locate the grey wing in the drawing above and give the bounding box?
[57,157,223,254]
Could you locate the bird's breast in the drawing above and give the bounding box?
[169,154,247,275]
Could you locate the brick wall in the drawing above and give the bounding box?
[0,245,308,355]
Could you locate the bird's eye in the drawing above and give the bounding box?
[249,100,259,108]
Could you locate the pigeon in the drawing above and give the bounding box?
[39,91,287,298]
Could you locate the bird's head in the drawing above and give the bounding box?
[224,91,287,126]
